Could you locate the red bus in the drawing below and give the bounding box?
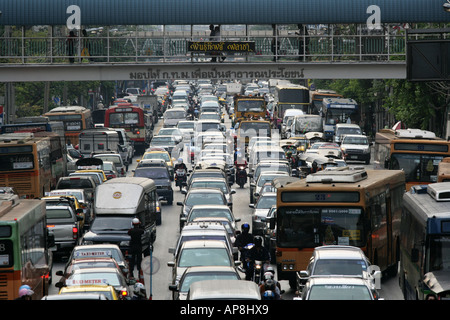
[104,104,152,154]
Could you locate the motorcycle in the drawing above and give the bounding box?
[253,260,263,284]
[175,168,187,191]
[236,165,247,188]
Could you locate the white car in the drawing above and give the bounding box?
[340,134,371,164]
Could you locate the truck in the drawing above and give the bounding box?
[45,197,84,257]
[78,128,121,158]
[136,94,159,126]
[287,114,323,138]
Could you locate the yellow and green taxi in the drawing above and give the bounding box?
[58,283,120,300]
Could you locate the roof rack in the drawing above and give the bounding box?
[427,183,450,201]
[306,168,368,184]
[395,129,436,139]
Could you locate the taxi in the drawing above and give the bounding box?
[139,148,175,179]
[73,169,108,183]
[58,281,120,300]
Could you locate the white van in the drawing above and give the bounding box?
[281,109,304,138]
[78,128,120,158]
[248,146,286,173]
[334,123,362,144]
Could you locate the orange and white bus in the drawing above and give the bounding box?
[0,194,53,300]
[0,132,65,198]
[273,168,405,289]
[43,106,93,146]
[104,104,152,154]
[374,128,450,191]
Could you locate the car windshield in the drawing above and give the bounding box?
[185,193,225,206]
[134,167,169,179]
[94,156,122,166]
[180,272,239,292]
[159,129,181,136]
[312,259,368,276]
[178,122,195,129]
[178,248,231,268]
[188,209,232,222]
[165,111,185,119]
[90,216,132,232]
[190,181,227,193]
[46,208,72,219]
[343,137,368,145]
[257,175,285,187]
[255,195,276,209]
[143,153,170,161]
[308,284,372,300]
[151,136,176,145]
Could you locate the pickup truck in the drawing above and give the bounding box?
[46,204,84,257]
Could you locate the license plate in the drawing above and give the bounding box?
[350,155,358,159]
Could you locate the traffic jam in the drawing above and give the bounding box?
[1,78,450,302]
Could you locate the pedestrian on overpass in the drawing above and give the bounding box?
[66,30,77,63]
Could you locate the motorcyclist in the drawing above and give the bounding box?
[234,223,254,266]
[260,267,283,299]
[245,236,271,281]
[174,158,187,171]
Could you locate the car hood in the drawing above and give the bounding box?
[153,178,171,186]
[82,231,130,242]
[341,144,369,150]
[253,208,270,218]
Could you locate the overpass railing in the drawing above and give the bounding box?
[0,26,417,64]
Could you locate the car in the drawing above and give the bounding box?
[42,194,86,230]
[184,177,236,210]
[191,217,238,247]
[186,168,229,188]
[169,220,237,260]
[149,135,182,156]
[157,127,183,144]
[253,182,276,204]
[60,267,132,299]
[56,176,97,203]
[167,240,240,286]
[187,279,261,300]
[249,192,277,236]
[45,188,92,227]
[133,163,173,205]
[169,266,241,300]
[298,276,382,300]
[92,153,127,177]
[69,170,106,186]
[180,204,240,232]
[163,108,187,127]
[140,149,175,179]
[54,257,126,287]
[58,283,120,300]
[297,245,381,293]
[334,123,363,145]
[340,134,371,164]
[101,160,120,180]
[250,171,289,204]
[199,112,221,122]
[202,142,232,155]
[177,188,230,230]
[65,244,130,279]
[177,120,197,138]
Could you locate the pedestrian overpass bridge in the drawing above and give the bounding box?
[0,0,449,81]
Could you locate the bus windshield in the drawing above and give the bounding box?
[277,206,366,248]
[236,100,265,112]
[427,235,450,272]
[390,153,443,183]
[325,109,359,125]
[108,112,140,126]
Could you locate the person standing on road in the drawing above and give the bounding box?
[128,218,144,279]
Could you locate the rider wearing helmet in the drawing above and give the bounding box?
[174,158,187,171]
[132,282,147,300]
[234,223,254,265]
[245,236,271,281]
[15,285,34,300]
[127,218,144,279]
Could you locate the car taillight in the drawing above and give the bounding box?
[121,290,128,299]
[73,227,78,239]
[47,224,55,228]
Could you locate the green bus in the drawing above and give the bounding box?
[400,182,450,300]
[0,193,53,300]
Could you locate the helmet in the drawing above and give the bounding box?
[264,271,274,280]
[132,218,140,225]
[254,235,263,247]
[266,266,275,275]
[263,290,275,300]
[133,282,146,297]
[241,223,250,233]
[178,158,183,164]
[18,287,34,298]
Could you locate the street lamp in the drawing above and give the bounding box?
[444,0,450,12]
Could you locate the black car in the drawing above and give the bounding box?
[133,166,174,205]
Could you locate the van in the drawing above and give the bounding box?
[79,128,121,158]
[187,279,261,300]
[281,109,304,139]
[81,177,158,256]
[334,123,362,145]
[248,146,286,173]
